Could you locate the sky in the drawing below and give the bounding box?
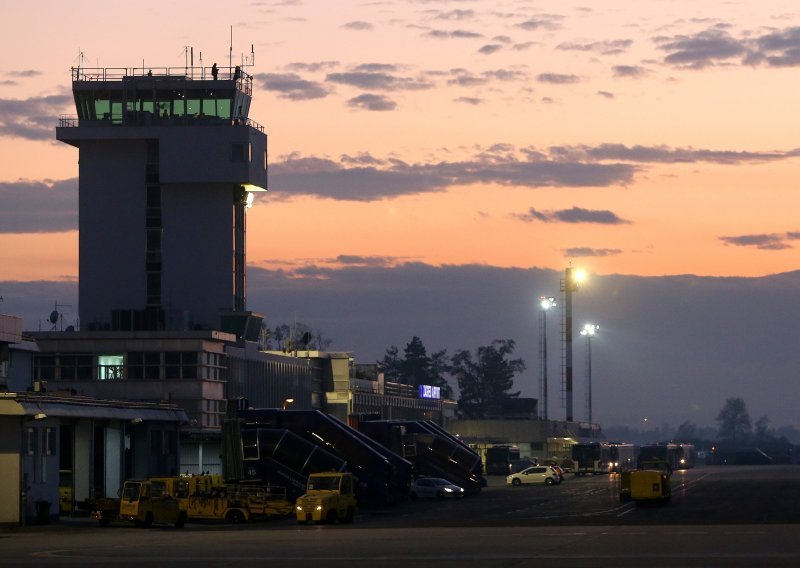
[2,1,800,430]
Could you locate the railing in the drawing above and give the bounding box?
[57,113,264,132]
[71,66,253,95]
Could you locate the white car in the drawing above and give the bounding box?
[410,478,465,500]
[507,466,561,486]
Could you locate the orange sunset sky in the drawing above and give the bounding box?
[2,0,800,281]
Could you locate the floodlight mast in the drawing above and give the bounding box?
[539,296,556,420]
[560,267,584,422]
[580,323,599,425]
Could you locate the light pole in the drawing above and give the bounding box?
[539,296,556,420]
[282,398,294,410]
[560,266,585,422]
[580,323,599,425]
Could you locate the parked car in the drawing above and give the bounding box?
[507,466,561,486]
[410,478,465,500]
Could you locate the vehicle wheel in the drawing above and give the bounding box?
[226,510,246,524]
[297,520,308,525]
[545,478,554,486]
[175,512,187,528]
[436,491,444,500]
[342,507,355,524]
[143,512,154,528]
[326,510,338,524]
[512,478,522,487]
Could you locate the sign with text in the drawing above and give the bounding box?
[419,385,441,400]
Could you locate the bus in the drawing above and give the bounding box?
[485,445,521,475]
[608,443,635,473]
[637,443,695,471]
[571,442,612,475]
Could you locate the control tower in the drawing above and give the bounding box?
[56,64,267,335]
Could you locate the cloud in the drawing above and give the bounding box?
[334,255,397,267]
[454,96,483,105]
[612,65,649,78]
[655,25,800,69]
[719,233,797,250]
[547,143,795,165]
[254,73,330,100]
[0,178,78,233]
[597,91,615,99]
[557,39,633,55]
[342,21,373,31]
[434,9,476,21]
[478,44,503,55]
[268,147,637,201]
[326,71,434,91]
[424,29,483,39]
[655,27,746,69]
[447,68,528,87]
[536,73,580,84]
[285,61,339,73]
[562,247,623,257]
[0,94,73,141]
[513,206,630,225]
[346,93,397,111]
[7,70,43,78]
[515,15,563,32]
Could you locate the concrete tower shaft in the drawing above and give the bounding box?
[56,65,267,334]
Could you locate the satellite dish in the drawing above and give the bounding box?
[49,310,59,324]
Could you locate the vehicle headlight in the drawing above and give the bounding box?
[315,505,322,511]
[296,505,302,511]
[444,487,453,492]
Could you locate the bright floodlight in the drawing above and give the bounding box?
[580,323,599,336]
[573,268,587,283]
[540,296,556,310]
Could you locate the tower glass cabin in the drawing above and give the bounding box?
[57,65,267,337]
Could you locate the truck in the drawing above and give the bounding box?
[144,475,293,523]
[619,459,671,504]
[92,479,187,527]
[295,472,357,524]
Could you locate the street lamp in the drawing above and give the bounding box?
[560,266,586,422]
[282,398,295,410]
[539,296,556,420]
[580,323,598,425]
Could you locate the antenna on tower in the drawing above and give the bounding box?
[229,25,234,70]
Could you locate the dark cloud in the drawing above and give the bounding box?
[0,94,73,141]
[447,68,528,87]
[454,96,483,105]
[424,29,483,39]
[512,42,535,51]
[597,91,615,99]
[612,65,649,78]
[434,9,475,21]
[346,93,397,111]
[515,16,563,32]
[562,247,623,257]
[656,25,800,69]
[342,21,373,31]
[557,39,633,55]
[8,70,42,78]
[547,143,795,165]
[514,206,629,225]
[254,73,329,100]
[285,61,339,73]
[268,148,637,201]
[719,233,796,250]
[0,178,78,233]
[326,71,434,91]
[6,267,800,428]
[478,44,503,55]
[537,73,580,84]
[335,255,396,267]
[655,27,746,68]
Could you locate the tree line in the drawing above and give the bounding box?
[378,336,525,419]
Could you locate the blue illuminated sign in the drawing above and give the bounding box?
[419,385,441,400]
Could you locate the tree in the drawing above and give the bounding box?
[401,336,431,387]
[266,322,332,351]
[451,339,524,419]
[675,420,699,442]
[378,345,403,383]
[716,397,752,441]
